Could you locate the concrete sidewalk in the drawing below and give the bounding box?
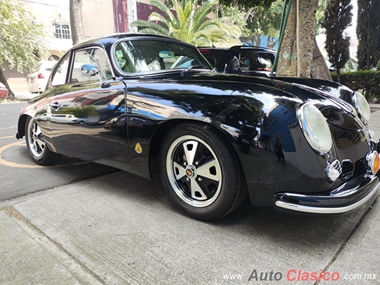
[14,92,36,101]
[369,106,380,140]
[1,110,379,285]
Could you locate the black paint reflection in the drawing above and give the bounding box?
[274,135,285,163]
[46,82,129,163]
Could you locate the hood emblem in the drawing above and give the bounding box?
[135,143,143,154]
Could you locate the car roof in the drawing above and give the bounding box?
[198,45,276,53]
[73,33,197,50]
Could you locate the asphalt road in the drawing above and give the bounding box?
[0,101,379,284]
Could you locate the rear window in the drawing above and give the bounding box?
[31,61,57,73]
[199,48,276,73]
[31,63,43,73]
[199,49,228,71]
[42,61,57,71]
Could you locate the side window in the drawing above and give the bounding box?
[51,54,70,86]
[256,53,275,71]
[70,48,112,83]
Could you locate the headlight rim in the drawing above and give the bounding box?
[297,103,333,155]
[352,91,371,124]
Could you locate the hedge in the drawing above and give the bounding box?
[332,70,380,101]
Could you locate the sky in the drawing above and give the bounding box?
[347,0,358,58]
[347,0,358,39]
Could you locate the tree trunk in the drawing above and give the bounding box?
[0,69,15,100]
[310,38,332,80]
[70,0,85,45]
[277,0,331,80]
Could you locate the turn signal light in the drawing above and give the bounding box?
[367,151,380,175]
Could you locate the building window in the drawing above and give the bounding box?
[52,22,71,39]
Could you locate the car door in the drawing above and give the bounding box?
[46,46,129,163]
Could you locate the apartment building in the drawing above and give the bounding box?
[5,0,160,92]
[5,0,110,89]
[19,0,115,59]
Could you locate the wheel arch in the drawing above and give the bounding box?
[148,118,245,177]
[16,114,29,139]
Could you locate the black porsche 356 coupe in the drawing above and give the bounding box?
[16,33,380,220]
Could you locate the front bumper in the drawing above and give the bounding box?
[274,175,380,214]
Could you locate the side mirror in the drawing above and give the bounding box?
[81,64,99,77]
[80,63,111,88]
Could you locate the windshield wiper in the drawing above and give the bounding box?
[184,65,211,73]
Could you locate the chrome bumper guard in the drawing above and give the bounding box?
[275,176,380,214]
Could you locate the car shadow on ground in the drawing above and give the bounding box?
[88,169,375,252]
[6,140,375,252]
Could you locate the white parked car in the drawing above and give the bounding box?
[26,60,57,93]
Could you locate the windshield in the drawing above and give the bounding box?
[113,39,212,73]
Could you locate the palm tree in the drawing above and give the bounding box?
[130,0,240,46]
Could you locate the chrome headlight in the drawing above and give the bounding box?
[352,91,370,124]
[297,103,332,155]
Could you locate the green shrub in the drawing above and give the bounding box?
[332,70,380,101]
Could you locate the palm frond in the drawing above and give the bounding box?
[131,20,170,36]
[130,0,241,46]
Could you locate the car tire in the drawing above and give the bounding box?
[25,117,61,165]
[159,123,246,220]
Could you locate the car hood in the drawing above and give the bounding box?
[164,72,362,131]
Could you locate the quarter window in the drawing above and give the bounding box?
[51,54,70,86]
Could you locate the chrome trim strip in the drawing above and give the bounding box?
[275,182,380,214]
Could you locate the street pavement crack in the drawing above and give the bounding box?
[313,199,377,285]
